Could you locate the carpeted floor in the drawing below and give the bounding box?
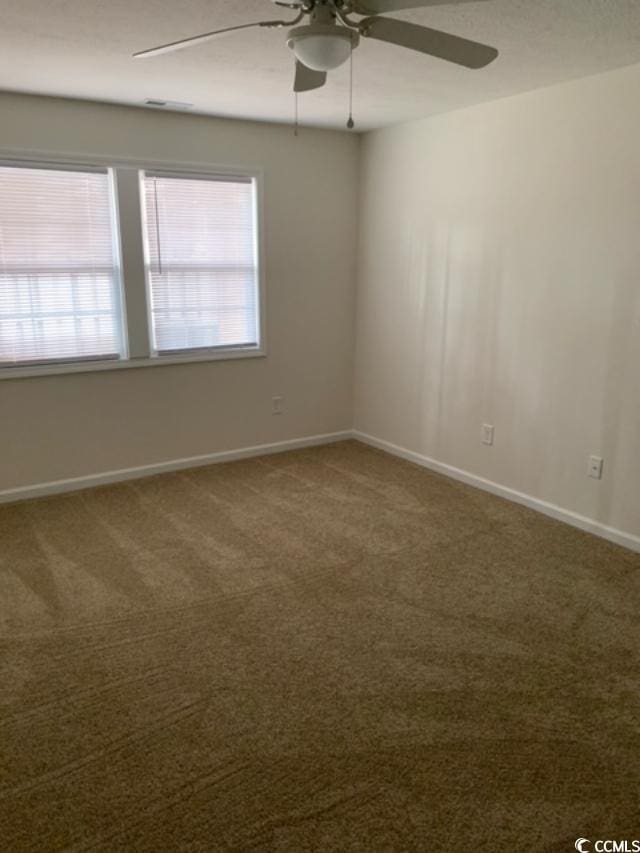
[0,440,638,852]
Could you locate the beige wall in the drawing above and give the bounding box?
[354,63,640,540]
[4,66,640,542]
[0,94,359,490]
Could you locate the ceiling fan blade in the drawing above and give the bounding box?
[294,61,327,92]
[360,17,498,68]
[133,20,286,59]
[353,0,488,14]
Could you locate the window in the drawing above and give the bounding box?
[0,158,264,379]
[141,172,260,355]
[0,164,124,367]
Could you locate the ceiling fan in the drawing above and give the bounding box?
[134,0,498,97]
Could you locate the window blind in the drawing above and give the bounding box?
[142,172,259,354]
[0,164,124,367]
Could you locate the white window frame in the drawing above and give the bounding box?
[140,168,262,360]
[0,150,266,380]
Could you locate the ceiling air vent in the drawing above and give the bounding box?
[143,99,193,110]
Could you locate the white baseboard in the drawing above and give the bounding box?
[354,430,640,555]
[4,426,639,555]
[0,430,352,505]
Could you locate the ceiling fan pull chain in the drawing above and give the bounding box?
[347,35,355,130]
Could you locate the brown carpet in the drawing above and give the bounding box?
[1,440,638,852]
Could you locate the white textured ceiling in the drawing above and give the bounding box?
[2,0,640,130]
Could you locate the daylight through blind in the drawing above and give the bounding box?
[0,164,124,366]
[142,173,259,354]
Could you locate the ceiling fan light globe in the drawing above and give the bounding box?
[287,25,355,72]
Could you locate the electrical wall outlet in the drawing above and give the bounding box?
[481,424,495,446]
[272,396,284,415]
[588,455,604,480]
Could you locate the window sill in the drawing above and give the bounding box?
[0,346,266,381]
